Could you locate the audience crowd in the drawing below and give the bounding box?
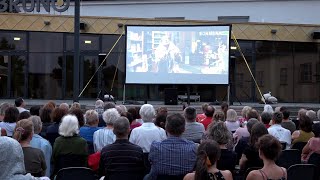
[0,98,320,180]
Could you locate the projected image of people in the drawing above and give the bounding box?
[126,26,230,84]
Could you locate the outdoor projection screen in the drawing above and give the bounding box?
[125,25,231,84]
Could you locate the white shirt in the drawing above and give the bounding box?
[17,107,29,113]
[93,128,116,152]
[129,122,167,153]
[268,124,292,149]
[225,121,240,132]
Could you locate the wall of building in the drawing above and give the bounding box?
[30,0,320,25]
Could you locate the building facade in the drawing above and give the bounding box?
[0,1,320,103]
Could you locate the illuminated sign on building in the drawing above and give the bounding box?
[0,0,70,12]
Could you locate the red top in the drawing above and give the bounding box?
[196,113,206,122]
[200,117,213,130]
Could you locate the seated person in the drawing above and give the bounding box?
[268,112,291,149]
[280,108,296,134]
[182,107,205,143]
[0,136,50,180]
[52,115,88,174]
[80,110,101,154]
[99,117,145,180]
[13,119,46,177]
[129,104,166,153]
[239,122,268,174]
[292,114,314,145]
[199,105,215,130]
[146,113,197,179]
[183,140,233,180]
[302,123,320,162]
[246,134,287,180]
[208,122,236,171]
[261,112,272,129]
[29,116,52,177]
[46,107,67,146]
[225,109,240,133]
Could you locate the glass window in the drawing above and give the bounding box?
[256,41,274,54]
[102,35,125,53]
[280,68,288,85]
[299,63,312,83]
[11,55,26,97]
[29,32,63,52]
[316,62,320,82]
[0,55,9,97]
[66,34,100,51]
[0,32,27,51]
[65,55,74,98]
[256,71,264,87]
[28,53,63,99]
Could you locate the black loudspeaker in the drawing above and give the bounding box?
[80,22,86,30]
[312,31,320,39]
[164,88,178,105]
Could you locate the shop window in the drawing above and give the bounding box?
[236,73,244,88]
[280,68,288,85]
[0,31,27,51]
[256,71,264,87]
[299,63,312,83]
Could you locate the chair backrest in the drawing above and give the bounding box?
[244,167,261,179]
[157,174,185,180]
[287,164,318,180]
[276,149,301,169]
[308,153,320,170]
[55,167,96,180]
[291,142,307,153]
[54,154,88,174]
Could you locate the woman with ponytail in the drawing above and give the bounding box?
[13,119,47,177]
[184,140,233,180]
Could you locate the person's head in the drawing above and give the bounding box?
[46,101,56,109]
[241,106,252,119]
[297,108,307,120]
[29,105,40,116]
[274,106,282,113]
[205,105,215,118]
[104,102,116,111]
[71,102,81,109]
[317,109,320,120]
[39,107,52,123]
[261,112,272,125]
[213,110,225,122]
[299,114,313,133]
[282,109,290,120]
[312,123,320,137]
[155,114,167,129]
[257,134,282,161]
[247,118,259,134]
[165,113,185,137]
[103,108,120,126]
[13,119,33,143]
[0,103,10,117]
[3,107,19,123]
[279,106,287,112]
[69,108,85,127]
[157,107,168,117]
[18,111,31,121]
[128,107,139,120]
[184,107,197,122]
[95,100,104,109]
[226,109,237,122]
[139,104,155,122]
[113,117,130,139]
[59,103,69,112]
[208,121,231,145]
[272,112,283,124]
[51,107,67,124]
[84,110,99,126]
[221,102,229,113]
[43,102,55,110]
[116,105,127,114]
[306,110,317,121]
[249,122,268,146]
[247,109,260,120]
[59,115,79,137]
[28,116,42,134]
[120,112,134,124]
[14,97,25,108]
[195,140,221,180]
[263,105,274,114]
[201,103,209,113]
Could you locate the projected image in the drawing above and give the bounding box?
[126,26,230,84]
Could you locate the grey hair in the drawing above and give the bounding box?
[297,108,307,119]
[0,103,10,116]
[59,115,79,137]
[84,109,99,125]
[139,104,155,122]
[317,109,320,120]
[241,106,252,118]
[113,117,130,137]
[116,105,127,114]
[103,108,120,126]
[72,102,81,109]
[59,103,69,111]
[95,100,104,109]
[263,105,274,114]
[274,106,282,113]
[208,121,232,145]
[28,116,42,134]
[226,109,238,122]
[306,110,317,121]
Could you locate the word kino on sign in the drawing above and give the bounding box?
[0,0,70,12]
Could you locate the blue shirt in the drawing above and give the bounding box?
[148,137,197,179]
[30,134,52,177]
[79,126,101,142]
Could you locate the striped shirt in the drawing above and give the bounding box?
[148,137,197,179]
[93,128,116,152]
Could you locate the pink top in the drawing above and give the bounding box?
[302,137,320,162]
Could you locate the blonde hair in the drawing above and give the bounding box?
[226,109,238,122]
[84,110,99,125]
[241,106,252,118]
[13,119,34,142]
